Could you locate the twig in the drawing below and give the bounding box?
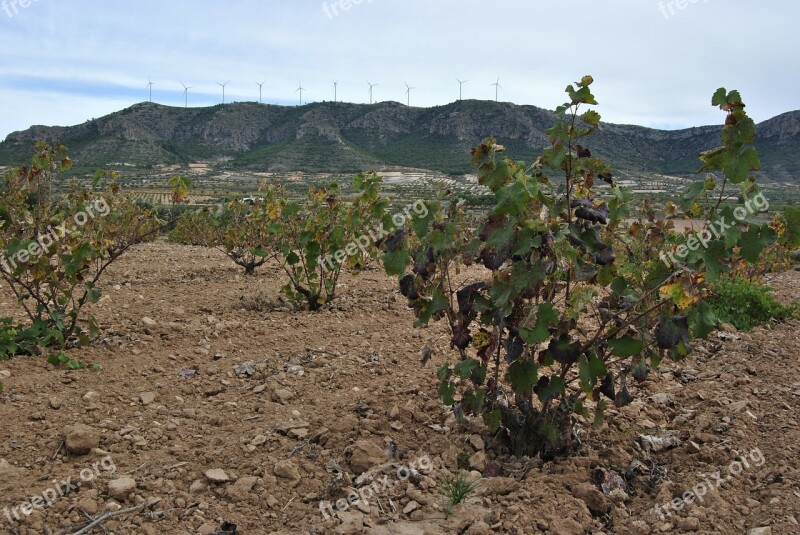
[53,504,144,535]
[282,497,295,511]
[131,462,149,473]
[288,439,312,458]
[305,348,340,357]
[79,509,108,535]
[52,440,64,460]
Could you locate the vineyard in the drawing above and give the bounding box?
[1,80,799,535]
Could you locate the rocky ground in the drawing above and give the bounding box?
[0,241,798,535]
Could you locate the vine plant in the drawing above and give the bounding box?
[0,142,161,357]
[382,78,776,457]
[172,196,279,275]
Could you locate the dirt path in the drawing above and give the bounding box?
[1,242,798,535]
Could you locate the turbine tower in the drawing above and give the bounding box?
[333,80,338,103]
[146,76,155,103]
[180,82,193,108]
[367,81,378,104]
[457,78,467,101]
[491,77,502,102]
[256,81,265,104]
[295,82,304,105]
[217,81,231,104]
[404,82,416,107]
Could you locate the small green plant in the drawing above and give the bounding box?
[778,207,800,250]
[47,352,100,370]
[441,471,481,516]
[0,317,19,359]
[707,277,796,331]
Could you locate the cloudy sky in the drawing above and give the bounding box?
[0,0,796,139]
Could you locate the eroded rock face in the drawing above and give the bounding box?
[4,101,796,181]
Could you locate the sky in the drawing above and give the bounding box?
[0,0,797,140]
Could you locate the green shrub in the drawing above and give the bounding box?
[381,80,776,458]
[256,173,390,310]
[171,198,279,275]
[707,277,796,331]
[0,142,161,354]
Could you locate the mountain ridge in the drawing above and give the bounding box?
[1,101,798,182]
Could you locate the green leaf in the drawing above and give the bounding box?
[681,180,708,212]
[580,110,601,127]
[593,399,607,429]
[486,222,515,249]
[578,353,607,393]
[419,287,449,325]
[463,388,486,414]
[381,250,410,277]
[738,224,776,263]
[482,157,514,192]
[85,286,101,304]
[608,336,644,357]
[711,87,728,107]
[286,251,300,266]
[492,182,530,217]
[438,380,456,406]
[688,240,728,282]
[454,359,480,379]
[520,302,558,345]
[411,203,436,238]
[511,228,543,257]
[483,410,502,433]
[688,301,718,338]
[537,376,565,404]
[436,363,450,381]
[507,360,538,396]
[724,146,761,184]
[567,286,597,319]
[611,276,633,298]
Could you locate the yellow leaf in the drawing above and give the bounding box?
[659,282,699,310]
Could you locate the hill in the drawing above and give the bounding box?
[1,101,798,181]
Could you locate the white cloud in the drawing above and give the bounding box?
[0,0,797,138]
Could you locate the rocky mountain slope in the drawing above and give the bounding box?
[1,101,798,181]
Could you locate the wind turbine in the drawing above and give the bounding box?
[256,81,265,103]
[333,80,338,103]
[367,81,378,104]
[217,81,231,104]
[457,78,467,101]
[295,82,304,105]
[180,82,193,108]
[146,76,155,102]
[491,77,502,102]
[404,82,416,107]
